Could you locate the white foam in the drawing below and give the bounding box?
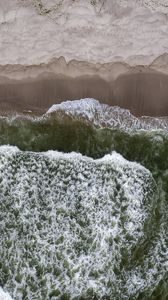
[46,98,168,131]
[0,145,19,155]
[0,288,13,300]
[46,98,100,115]
[0,146,161,299]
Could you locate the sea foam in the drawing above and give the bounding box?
[0,146,163,299]
[46,98,168,131]
[0,288,13,300]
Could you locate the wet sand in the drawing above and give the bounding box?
[0,71,168,116]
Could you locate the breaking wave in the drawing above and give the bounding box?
[0,99,168,299]
[46,98,168,131]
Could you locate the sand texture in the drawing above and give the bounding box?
[0,0,168,116]
[0,0,168,66]
[0,71,168,116]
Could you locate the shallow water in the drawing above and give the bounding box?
[0,99,168,300]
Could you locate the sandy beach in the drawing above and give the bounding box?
[0,1,168,117]
[0,68,168,116]
[1,2,168,300]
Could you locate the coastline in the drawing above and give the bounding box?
[1,58,168,116]
[1,1,168,117]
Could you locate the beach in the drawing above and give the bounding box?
[1,66,168,116]
[0,1,168,299]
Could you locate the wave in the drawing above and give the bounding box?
[1,146,167,299]
[0,99,168,158]
[0,99,168,299]
[46,98,168,131]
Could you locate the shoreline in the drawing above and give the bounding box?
[0,61,168,117]
[1,54,168,80]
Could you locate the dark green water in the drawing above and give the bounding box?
[0,103,168,300]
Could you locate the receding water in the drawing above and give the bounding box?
[0,99,168,300]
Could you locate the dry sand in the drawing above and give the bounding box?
[1,0,168,66]
[0,0,168,116]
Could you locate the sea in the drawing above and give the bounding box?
[0,99,168,300]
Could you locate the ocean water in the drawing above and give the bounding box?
[0,99,168,300]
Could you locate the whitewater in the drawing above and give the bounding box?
[0,99,168,299]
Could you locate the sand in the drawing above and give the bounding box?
[1,70,168,117]
[0,0,168,116]
[0,0,168,66]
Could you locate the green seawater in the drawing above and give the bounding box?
[0,113,168,300]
